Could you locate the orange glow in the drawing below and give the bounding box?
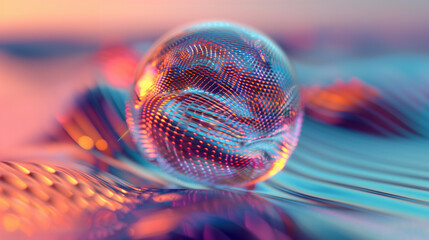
[80,184,95,197]
[31,172,54,186]
[9,163,30,175]
[58,109,113,154]
[129,210,182,239]
[247,154,288,186]
[267,156,287,177]
[63,173,78,185]
[152,193,182,203]
[0,197,10,211]
[41,164,56,174]
[304,78,379,111]
[28,187,50,202]
[303,78,380,124]
[74,196,89,209]
[95,139,108,151]
[0,160,138,236]
[73,110,104,141]
[3,173,28,190]
[2,213,20,232]
[77,136,94,150]
[136,66,156,99]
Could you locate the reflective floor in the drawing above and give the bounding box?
[0,37,428,239]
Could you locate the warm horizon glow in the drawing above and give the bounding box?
[0,0,428,41]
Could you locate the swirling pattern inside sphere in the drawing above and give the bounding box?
[127,22,302,186]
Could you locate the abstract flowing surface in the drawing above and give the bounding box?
[0,147,301,239]
[1,30,429,239]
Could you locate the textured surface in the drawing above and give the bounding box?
[1,21,429,239]
[0,147,301,239]
[127,22,302,186]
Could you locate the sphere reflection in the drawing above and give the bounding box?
[127,22,302,186]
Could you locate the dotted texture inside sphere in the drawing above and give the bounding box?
[127,22,302,186]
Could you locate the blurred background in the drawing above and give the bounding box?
[1,0,429,151]
[1,1,429,239]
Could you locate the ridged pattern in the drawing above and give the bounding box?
[127,22,302,186]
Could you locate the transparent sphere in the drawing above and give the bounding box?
[127,22,302,186]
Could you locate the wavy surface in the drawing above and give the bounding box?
[1,53,428,239]
[0,146,303,239]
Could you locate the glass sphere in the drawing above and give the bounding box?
[126,22,302,186]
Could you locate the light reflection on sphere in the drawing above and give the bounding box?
[127,22,302,186]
